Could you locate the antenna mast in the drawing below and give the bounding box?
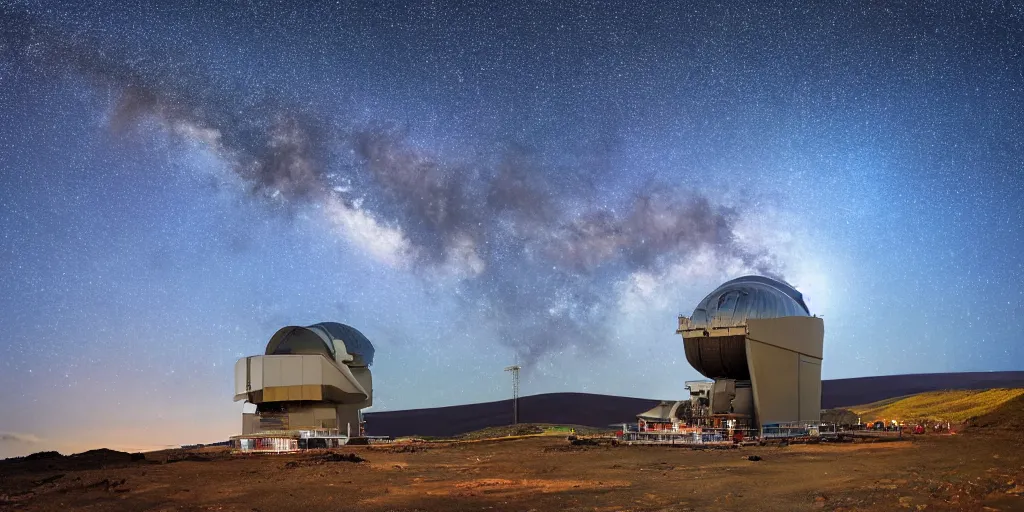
[504,360,521,425]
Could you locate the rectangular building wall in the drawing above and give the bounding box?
[733,383,755,417]
[745,340,799,425]
[242,413,259,435]
[234,356,264,400]
[337,405,361,436]
[744,317,825,426]
[746,317,824,359]
[799,355,822,422]
[350,367,373,408]
[234,354,369,404]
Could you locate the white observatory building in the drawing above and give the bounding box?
[676,276,824,430]
[232,322,374,451]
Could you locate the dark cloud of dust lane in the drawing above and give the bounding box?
[351,129,783,364]
[2,10,783,366]
[2,9,335,207]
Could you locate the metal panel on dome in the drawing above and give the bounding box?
[678,275,811,381]
[308,322,375,367]
[265,326,336,359]
[688,275,809,331]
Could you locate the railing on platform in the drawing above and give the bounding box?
[298,428,344,439]
[760,422,837,439]
[620,428,758,445]
[235,437,300,453]
[617,421,893,445]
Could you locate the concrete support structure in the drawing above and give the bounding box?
[745,317,823,425]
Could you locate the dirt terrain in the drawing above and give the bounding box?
[1,428,1022,512]
[3,396,1024,511]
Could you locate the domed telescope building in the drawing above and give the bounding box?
[676,276,824,431]
[231,322,374,452]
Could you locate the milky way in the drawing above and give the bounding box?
[3,8,778,364]
[1,0,1022,456]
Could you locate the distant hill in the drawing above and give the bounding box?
[365,371,1024,437]
[848,388,1024,423]
[820,371,1024,409]
[364,392,660,438]
[967,392,1024,430]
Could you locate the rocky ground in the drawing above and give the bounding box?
[1,428,1023,512]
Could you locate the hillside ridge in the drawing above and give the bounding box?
[364,371,1024,437]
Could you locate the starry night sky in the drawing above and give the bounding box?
[1,1,1022,457]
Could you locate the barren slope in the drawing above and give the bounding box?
[4,429,1024,511]
[849,388,1024,423]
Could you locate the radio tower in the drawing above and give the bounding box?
[504,360,521,425]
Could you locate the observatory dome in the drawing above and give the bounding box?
[688,275,809,330]
[309,322,375,367]
[265,322,375,367]
[683,275,809,380]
